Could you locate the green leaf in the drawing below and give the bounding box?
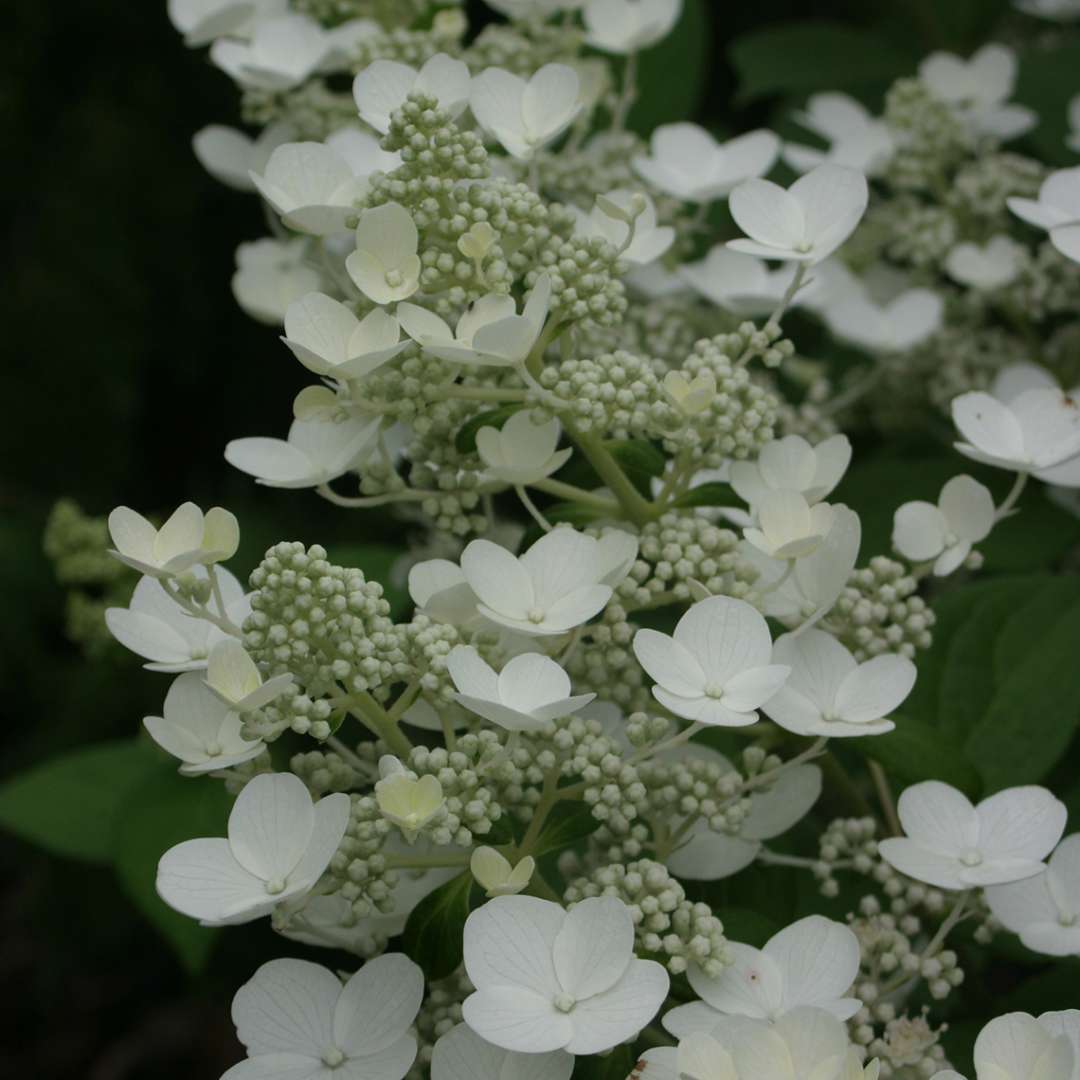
[532,800,600,858]
[572,1045,636,1079]
[328,543,410,619]
[546,502,611,527]
[673,482,735,509]
[728,20,918,104]
[629,0,709,134]
[454,405,523,454]
[1015,40,1080,168]
[557,439,667,499]
[1003,960,1080,1015]
[113,770,231,974]
[401,870,476,981]
[715,906,781,949]
[993,576,1080,677]
[858,717,981,798]
[965,600,1080,791]
[0,740,160,863]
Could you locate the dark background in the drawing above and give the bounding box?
[0,1,1031,1076]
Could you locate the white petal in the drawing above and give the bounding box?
[741,764,823,840]
[876,838,965,891]
[497,653,571,715]
[333,953,424,1056]
[721,664,790,712]
[461,541,534,619]
[766,916,860,1016]
[951,392,1026,462]
[287,792,351,889]
[228,773,315,882]
[976,787,1067,865]
[156,837,268,924]
[896,781,979,852]
[674,597,773,685]
[463,895,562,997]
[552,896,633,1000]
[789,164,868,259]
[729,179,804,250]
[686,942,783,1019]
[633,629,706,696]
[562,959,669,1055]
[462,988,572,1054]
[834,655,916,724]
[353,59,416,133]
[892,501,949,562]
[446,645,500,700]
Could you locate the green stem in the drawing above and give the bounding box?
[384,852,471,870]
[516,484,553,532]
[349,693,413,759]
[437,385,526,404]
[564,422,656,525]
[995,471,1028,521]
[531,478,621,513]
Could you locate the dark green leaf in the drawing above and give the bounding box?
[401,871,476,981]
[728,20,918,104]
[0,739,160,863]
[572,1045,636,1079]
[629,0,709,134]
[1015,41,1080,168]
[965,601,1080,791]
[532,800,600,858]
[454,406,524,454]
[673,483,735,509]
[859,717,981,798]
[993,576,1080,677]
[1003,960,1080,1015]
[113,770,231,974]
[714,907,781,948]
[557,439,667,498]
[546,502,611,527]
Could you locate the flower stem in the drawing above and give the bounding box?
[994,471,1028,521]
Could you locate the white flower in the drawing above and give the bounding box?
[1008,166,1080,264]
[633,596,789,727]
[211,14,329,91]
[878,780,1067,891]
[574,190,675,265]
[985,834,1080,956]
[679,248,818,317]
[223,954,423,1080]
[951,365,1080,485]
[666,916,860,1037]
[345,203,422,305]
[226,415,382,489]
[824,288,943,354]
[205,639,294,712]
[470,64,582,160]
[730,435,852,511]
[919,43,1036,140]
[432,1022,573,1080]
[582,0,682,54]
[447,645,594,732]
[408,559,483,628]
[193,120,295,192]
[167,0,284,47]
[476,411,572,484]
[108,502,239,577]
[458,527,638,637]
[931,1011,1079,1080]
[763,630,916,738]
[743,492,835,560]
[892,474,995,576]
[143,671,264,775]
[661,744,821,881]
[106,566,247,671]
[784,93,895,177]
[664,370,716,416]
[283,293,410,380]
[353,54,471,135]
[375,760,445,842]
[945,236,1025,290]
[397,276,552,366]
[232,237,322,326]
[324,125,403,178]
[462,894,669,1053]
[156,772,349,925]
[471,847,537,898]
[250,142,368,236]
[728,164,868,264]
[633,124,780,203]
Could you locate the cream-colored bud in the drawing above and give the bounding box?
[470,846,536,897]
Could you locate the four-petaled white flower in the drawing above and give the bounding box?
[224,954,424,1080]
[459,527,638,636]
[743,491,836,560]
[878,780,1067,891]
[283,293,410,380]
[951,363,1080,485]
[194,120,295,192]
[211,14,329,91]
[108,502,239,577]
[232,237,322,326]
[462,894,669,1053]
[679,248,818,317]
[784,93,895,177]
[892,474,996,576]
[582,0,681,54]
[447,645,594,732]
[931,1010,1079,1080]
[945,236,1026,290]
[353,54,472,135]
[730,434,852,511]
[157,772,350,924]
[665,916,861,1039]
[574,190,675,265]
[106,566,247,670]
[476,411,572,485]
[432,1022,573,1080]
[919,43,1036,140]
[205,639,294,712]
[144,671,264,775]
[633,596,789,727]
[346,203,422,305]
[374,756,446,842]
[728,164,869,264]
[824,288,943,355]
[397,276,552,367]
[226,415,382,488]
[985,834,1080,956]
[470,847,537,898]
[470,64,583,160]
[633,124,780,203]
[763,630,916,738]
[1008,166,1080,264]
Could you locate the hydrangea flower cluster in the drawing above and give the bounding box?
[35,1,1080,1077]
